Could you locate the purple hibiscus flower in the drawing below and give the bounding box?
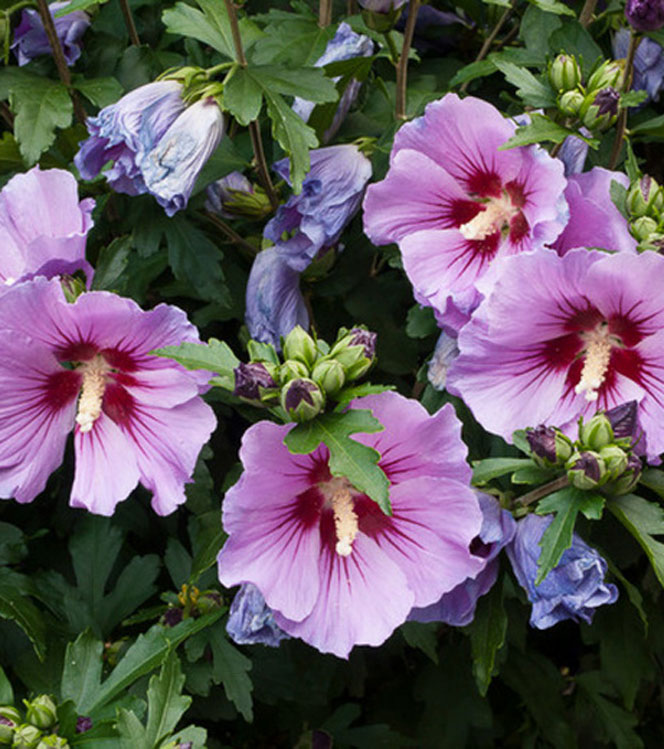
[447,248,664,459]
[75,80,186,196]
[507,514,618,629]
[0,167,94,286]
[614,27,664,103]
[410,493,516,626]
[292,22,373,144]
[550,167,637,255]
[363,95,568,321]
[246,144,372,348]
[217,391,484,658]
[12,1,89,67]
[0,277,216,515]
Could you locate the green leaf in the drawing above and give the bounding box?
[466,575,507,696]
[608,494,664,588]
[500,114,599,150]
[0,569,47,660]
[610,179,629,220]
[144,652,191,746]
[250,14,334,67]
[284,410,391,513]
[448,59,497,88]
[153,338,240,390]
[8,75,73,165]
[621,90,648,109]
[54,0,110,15]
[490,57,556,108]
[208,628,253,722]
[0,132,24,171]
[333,383,396,410]
[189,510,227,581]
[92,236,132,292]
[511,464,556,485]
[471,457,533,485]
[249,64,338,102]
[548,22,603,78]
[0,666,14,705]
[638,467,664,498]
[631,113,664,136]
[405,304,438,339]
[534,486,585,584]
[72,76,124,108]
[116,708,147,749]
[165,216,230,306]
[400,622,439,664]
[162,2,234,58]
[223,68,263,126]
[528,0,575,16]
[61,630,104,708]
[263,88,318,193]
[576,672,643,749]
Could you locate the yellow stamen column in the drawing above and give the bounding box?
[75,356,110,432]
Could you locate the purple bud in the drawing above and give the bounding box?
[284,379,318,412]
[76,716,93,733]
[0,717,13,727]
[233,362,277,400]
[526,426,557,463]
[162,607,183,627]
[349,328,377,359]
[178,743,193,749]
[572,451,601,482]
[626,0,664,31]
[604,400,638,440]
[594,87,620,116]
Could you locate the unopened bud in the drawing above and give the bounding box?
[581,88,620,130]
[358,0,406,31]
[329,327,377,380]
[606,453,642,494]
[24,697,56,732]
[549,54,582,92]
[558,89,585,116]
[604,401,638,441]
[566,450,606,489]
[205,172,272,221]
[626,175,664,218]
[281,378,325,422]
[282,326,318,368]
[526,425,573,465]
[11,724,42,749]
[36,736,70,749]
[578,413,614,450]
[0,716,15,745]
[631,215,659,241]
[587,60,624,91]
[311,359,346,396]
[625,0,664,32]
[233,362,278,401]
[598,444,629,479]
[0,710,20,726]
[280,359,310,383]
[75,717,92,734]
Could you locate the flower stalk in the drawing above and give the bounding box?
[609,30,641,169]
[319,0,332,27]
[119,0,140,46]
[579,0,598,27]
[515,475,570,507]
[395,0,420,120]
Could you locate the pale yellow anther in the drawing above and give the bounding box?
[320,476,359,557]
[459,194,518,241]
[575,324,614,402]
[76,356,110,433]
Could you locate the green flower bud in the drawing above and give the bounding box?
[23,698,56,732]
[282,326,318,368]
[598,445,629,479]
[280,359,310,383]
[580,87,619,131]
[549,54,582,92]
[586,59,624,91]
[557,89,585,116]
[36,737,70,749]
[566,450,607,489]
[578,413,614,450]
[0,711,20,727]
[311,359,346,396]
[605,453,642,495]
[630,215,659,242]
[637,232,664,253]
[11,724,42,749]
[280,378,325,422]
[329,327,377,380]
[626,175,664,219]
[0,717,16,745]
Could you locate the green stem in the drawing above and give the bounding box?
[204,212,260,257]
[578,0,598,27]
[35,0,86,123]
[609,31,641,170]
[118,0,140,46]
[395,0,421,120]
[460,0,518,94]
[383,31,400,65]
[4,0,35,15]
[206,61,235,77]
[319,0,332,27]
[515,475,570,507]
[223,0,279,210]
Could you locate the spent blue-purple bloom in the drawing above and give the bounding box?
[614,27,664,103]
[140,98,224,217]
[227,583,290,647]
[12,1,89,67]
[292,22,373,143]
[75,80,186,196]
[409,494,516,626]
[245,248,309,349]
[427,331,459,391]
[266,144,372,272]
[506,513,618,629]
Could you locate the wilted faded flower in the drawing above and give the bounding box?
[614,28,664,103]
[217,391,484,658]
[0,278,216,515]
[507,514,618,629]
[0,167,94,286]
[227,584,290,647]
[12,1,89,66]
[292,22,373,143]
